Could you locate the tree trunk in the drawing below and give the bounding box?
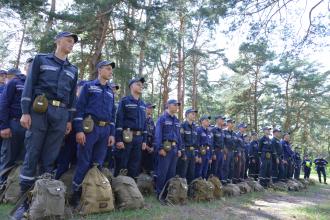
[177,14,185,120]
[253,67,259,131]
[15,22,26,68]
[46,0,56,30]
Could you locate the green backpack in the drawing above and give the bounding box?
[159,175,188,205]
[136,173,154,195]
[1,165,21,204]
[207,175,223,199]
[28,178,66,220]
[79,166,114,214]
[112,170,144,210]
[188,177,215,202]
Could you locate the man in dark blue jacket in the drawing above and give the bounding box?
[281,133,294,180]
[71,60,116,206]
[0,68,26,184]
[19,32,79,196]
[154,99,182,197]
[248,132,259,180]
[314,156,328,184]
[114,77,147,178]
[176,108,198,183]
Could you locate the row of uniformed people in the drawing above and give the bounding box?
[0,32,310,217]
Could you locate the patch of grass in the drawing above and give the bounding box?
[287,202,330,220]
[0,204,13,219]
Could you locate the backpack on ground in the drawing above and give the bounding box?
[28,178,66,220]
[222,183,241,197]
[236,182,252,194]
[136,173,154,195]
[159,175,188,205]
[58,166,75,200]
[79,165,114,214]
[1,165,21,204]
[207,175,223,199]
[188,177,214,202]
[111,169,144,210]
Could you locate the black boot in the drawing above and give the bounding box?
[69,190,81,208]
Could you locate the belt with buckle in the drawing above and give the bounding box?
[49,99,66,108]
[165,141,176,146]
[186,146,195,151]
[95,120,111,127]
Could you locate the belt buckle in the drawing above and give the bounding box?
[171,142,176,146]
[136,131,141,135]
[52,100,60,107]
[99,121,106,126]
[189,146,194,151]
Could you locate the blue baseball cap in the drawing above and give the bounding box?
[185,108,198,116]
[0,70,7,75]
[262,126,272,131]
[25,57,34,64]
[54,31,78,43]
[7,68,22,76]
[238,123,248,129]
[166,99,181,106]
[215,115,226,120]
[226,118,235,123]
[110,82,119,90]
[129,77,145,87]
[146,103,156,109]
[273,128,281,133]
[200,115,211,122]
[96,60,115,69]
[251,131,258,136]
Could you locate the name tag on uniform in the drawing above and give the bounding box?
[184,131,191,134]
[164,121,172,125]
[263,141,269,145]
[40,65,58,71]
[125,104,137,108]
[226,135,231,138]
[89,86,102,93]
[201,133,206,137]
[64,70,75,79]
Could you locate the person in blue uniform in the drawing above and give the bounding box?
[70,60,116,206]
[19,31,79,195]
[114,77,147,178]
[271,128,282,183]
[302,155,312,180]
[248,132,259,180]
[0,68,27,184]
[104,82,120,171]
[195,115,213,179]
[141,103,156,174]
[314,156,328,184]
[211,115,226,180]
[221,118,235,184]
[243,134,250,179]
[281,133,294,180]
[0,70,7,163]
[176,108,198,184]
[258,127,275,187]
[154,99,182,197]
[235,123,247,183]
[293,147,302,180]
[55,80,87,179]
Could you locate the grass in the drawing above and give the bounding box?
[286,202,330,220]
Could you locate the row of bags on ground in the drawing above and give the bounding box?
[0,164,316,220]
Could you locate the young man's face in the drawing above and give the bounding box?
[98,65,113,81]
[227,122,234,129]
[146,107,153,116]
[216,118,224,127]
[187,112,196,121]
[131,81,143,94]
[57,36,75,54]
[264,129,271,136]
[284,134,290,141]
[168,104,179,114]
[201,119,210,127]
[252,134,258,141]
[0,74,6,84]
[274,131,281,138]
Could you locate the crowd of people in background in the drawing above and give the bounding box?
[0,32,328,217]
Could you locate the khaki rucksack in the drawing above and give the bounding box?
[79,166,114,214]
[28,178,66,220]
[188,177,215,202]
[207,175,223,199]
[159,175,188,205]
[112,170,144,210]
[222,183,241,197]
[236,182,252,194]
[1,165,21,204]
[136,173,154,195]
